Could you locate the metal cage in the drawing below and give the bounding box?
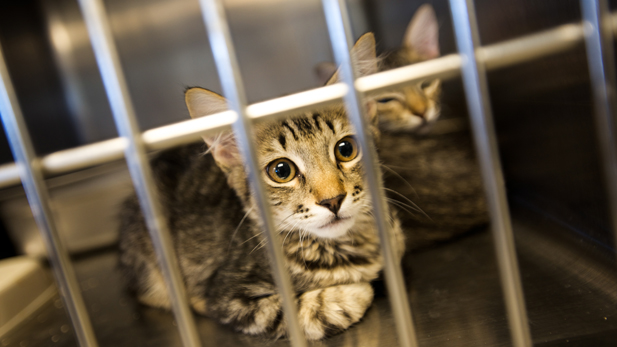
[0,0,615,346]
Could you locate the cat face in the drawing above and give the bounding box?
[377,4,442,133]
[253,109,373,239]
[185,33,380,240]
[374,79,441,133]
[316,5,442,134]
[185,91,378,239]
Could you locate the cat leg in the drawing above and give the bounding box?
[135,266,172,310]
[204,282,373,340]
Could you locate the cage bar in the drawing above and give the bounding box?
[0,16,604,190]
[76,0,203,346]
[580,0,617,251]
[448,0,533,347]
[321,1,419,347]
[196,1,307,346]
[0,39,99,347]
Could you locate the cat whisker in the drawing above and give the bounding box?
[227,205,255,254]
[239,231,263,246]
[380,164,419,198]
[299,230,308,269]
[276,212,297,233]
[383,187,430,219]
[250,237,269,255]
[282,219,302,246]
[386,198,432,221]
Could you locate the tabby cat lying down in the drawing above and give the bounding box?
[119,5,487,340]
[119,33,402,340]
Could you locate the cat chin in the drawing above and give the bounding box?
[307,216,355,239]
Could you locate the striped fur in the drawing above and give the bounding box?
[118,54,402,339]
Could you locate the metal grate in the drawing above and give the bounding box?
[0,0,616,347]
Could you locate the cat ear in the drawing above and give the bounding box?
[185,87,241,170]
[403,4,440,59]
[315,61,338,85]
[326,32,378,85]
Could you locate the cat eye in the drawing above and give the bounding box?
[377,97,396,104]
[266,158,297,183]
[420,80,432,89]
[335,136,359,162]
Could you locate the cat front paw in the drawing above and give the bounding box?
[293,282,374,340]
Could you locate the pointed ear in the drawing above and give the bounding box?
[326,32,378,85]
[185,87,241,171]
[315,61,338,85]
[403,4,440,59]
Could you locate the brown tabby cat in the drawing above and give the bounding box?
[375,5,488,249]
[119,34,403,340]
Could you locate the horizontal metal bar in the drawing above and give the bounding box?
[247,83,348,119]
[0,16,601,190]
[478,23,584,71]
[143,110,236,151]
[42,137,127,175]
[356,54,462,94]
[0,162,20,187]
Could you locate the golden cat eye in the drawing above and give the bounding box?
[266,158,297,183]
[335,136,359,162]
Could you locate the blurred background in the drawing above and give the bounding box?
[0,0,616,346]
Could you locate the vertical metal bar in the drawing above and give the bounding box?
[76,1,202,346]
[448,1,532,347]
[580,0,617,251]
[196,1,307,347]
[0,44,99,347]
[321,1,419,347]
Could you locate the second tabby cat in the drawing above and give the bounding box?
[318,5,488,249]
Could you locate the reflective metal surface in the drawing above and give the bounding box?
[2,202,616,347]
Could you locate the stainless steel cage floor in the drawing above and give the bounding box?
[2,203,616,347]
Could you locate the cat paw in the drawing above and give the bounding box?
[293,282,374,340]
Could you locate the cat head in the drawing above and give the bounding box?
[377,4,442,133]
[315,5,442,134]
[184,34,380,240]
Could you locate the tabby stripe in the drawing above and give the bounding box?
[325,120,335,133]
[281,121,298,140]
[294,118,314,135]
[268,308,284,332]
[278,134,286,149]
[312,113,322,132]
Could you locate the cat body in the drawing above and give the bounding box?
[373,5,489,248]
[119,140,394,339]
[119,35,404,338]
[119,4,487,341]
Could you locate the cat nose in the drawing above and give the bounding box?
[317,194,346,215]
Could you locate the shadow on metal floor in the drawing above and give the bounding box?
[2,203,616,347]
